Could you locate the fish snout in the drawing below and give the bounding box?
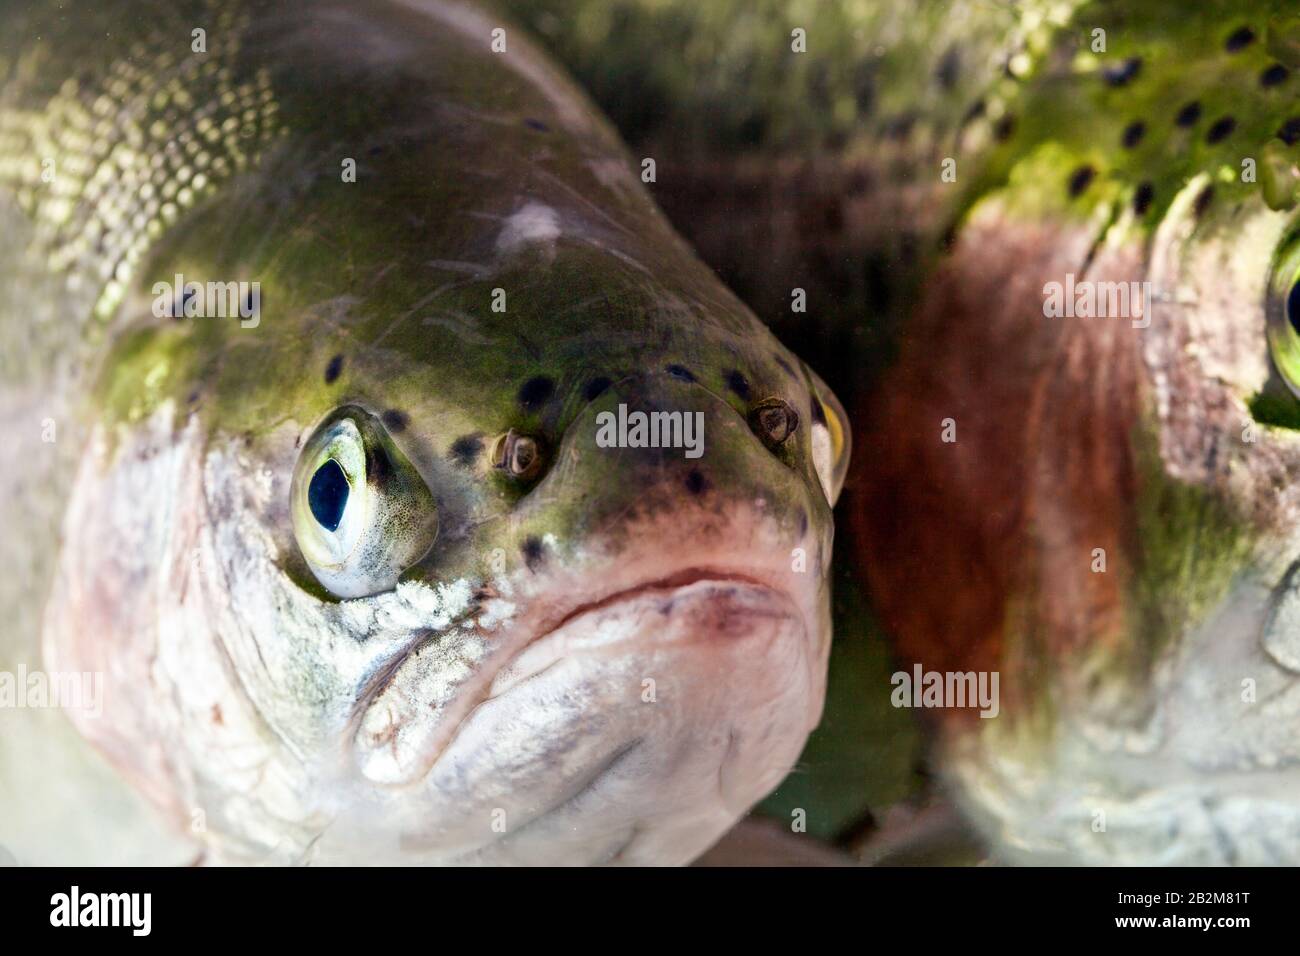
[521,367,834,554]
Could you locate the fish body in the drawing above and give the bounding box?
[854,1,1300,864]
[0,0,849,864]
[512,0,1300,864]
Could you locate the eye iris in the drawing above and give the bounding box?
[1289,279,1300,337]
[308,458,350,532]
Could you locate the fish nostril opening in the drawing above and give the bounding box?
[749,398,799,449]
[491,429,545,481]
[664,364,696,383]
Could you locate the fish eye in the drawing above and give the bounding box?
[1265,233,1300,397]
[291,407,438,598]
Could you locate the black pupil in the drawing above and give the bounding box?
[1289,280,1300,338]
[308,459,350,532]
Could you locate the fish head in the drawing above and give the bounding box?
[260,287,851,866]
[40,0,851,865]
[856,5,1300,862]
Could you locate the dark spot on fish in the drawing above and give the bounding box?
[1133,182,1155,216]
[797,508,809,539]
[993,114,1017,141]
[1102,57,1142,87]
[665,364,696,383]
[211,703,223,726]
[774,354,796,377]
[449,434,483,467]
[726,370,751,400]
[1194,184,1216,219]
[584,377,612,401]
[852,60,875,115]
[807,62,833,111]
[1175,101,1202,127]
[1067,165,1096,198]
[936,47,960,90]
[521,536,545,570]
[368,144,385,156]
[381,409,410,432]
[962,99,987,125]
[684,469,707,496]
[1121,120,1146,149]
[517,376,555,410]
[736,113,768,146]
[324,354,344,384]
[1281,117,1300,146]
[1225,26,1256,52]
[1206,116,1237,144]
[187,389,200,405]
[1262,64,1291,88]
[883,113,917,142]
[524,118,549,132]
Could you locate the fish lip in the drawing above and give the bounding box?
[349,565,805,783]
[354,566,786,715]
[522,566,781,650]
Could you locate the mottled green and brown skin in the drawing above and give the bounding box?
[850,1,1300,864]
[0,0,850,864]
[513,0,1300,863]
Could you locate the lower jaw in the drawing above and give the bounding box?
[337,578,823,864]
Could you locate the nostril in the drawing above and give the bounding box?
[749,398,799,448]
[491,429,545,481]
[665,364,696,383]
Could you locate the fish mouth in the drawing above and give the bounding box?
[350,565,812,790]
[486,569,799,699]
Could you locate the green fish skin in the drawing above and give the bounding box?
[513,0,1300,863]
[0,0,850,865]
[854,2,1300,864]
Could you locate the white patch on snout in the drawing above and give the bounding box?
[495,202,561,259]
